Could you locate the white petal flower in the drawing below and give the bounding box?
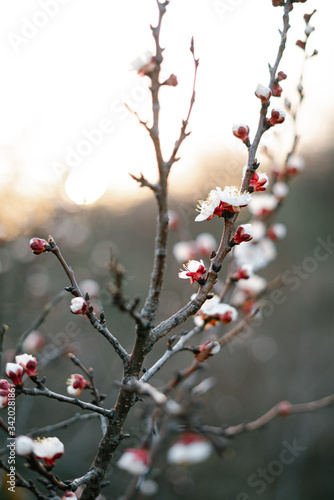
[272,181,289,200]
[237,274,267,295]
[195,188,222,222]
[287,155,305,174]
[130,50,155,75]
[70,297,88,315]
[248,194,278,217]
[117,449,150,475]
[167,435,212,465]
[33,437,64,467]
[197,295,238,323]
[16,436,34,456]
[220,186,252,211]
[234,238,277,271]
[173,241,197,263]
[179,260,206,284]
[196,233,217,256]
[255,84,272,101]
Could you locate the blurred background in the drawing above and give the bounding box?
[0,0,334,499]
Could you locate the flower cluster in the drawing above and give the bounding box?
[5,354,38,386]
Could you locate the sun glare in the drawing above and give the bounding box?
[65,167,107,206]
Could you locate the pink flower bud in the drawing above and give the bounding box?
[232,123,250,145]
[168,210,180,231]
[117,448,150,475]
[15,354,38,377]
[163,74,178,87]
[277,71,287,81]
[0,379,14,408]
[62,493,78,499]
[272,82,283,97]
[179,260,206,285]
[70,297,88,315]
[233,224,253,245]
[195,340,221,362]
[255,84,272,103]
[6,363,24,386]
[196,233,217,258]
[233,265,253,281]
[266,223,287,241]
[22,330,44,353]
[286,155,305,176]
[66,374,88,396]
[29,238,49,255]
[278,400,291,417]
[33,437,65,469]
[269,108,286,126]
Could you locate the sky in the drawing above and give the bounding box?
[0,0,332,216]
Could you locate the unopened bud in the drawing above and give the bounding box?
[70,297,88,315]
[269,108,286,126]
[163,74,178,87]
[255,84,272,103]
[29,238,49,255]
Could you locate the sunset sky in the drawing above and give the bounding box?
[0,0,332,214]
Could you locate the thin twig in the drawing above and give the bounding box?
[140,323,205,383]
[49,239,129,365]
[223,393,334,437]
[18,386,114,419]
[0,459,47,499]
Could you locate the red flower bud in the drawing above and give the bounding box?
[278,400,291,417]
[30,238,49,255]
[6,363,24,386]
[163,74,178,87]
[195,341,220,362]
[232,124,250,145]
[277,71,287,81]
[272,82,283,97]
[0,379,14,408]
[269,108,286,126]
[233,224,253,245]
[15,354,38,377]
